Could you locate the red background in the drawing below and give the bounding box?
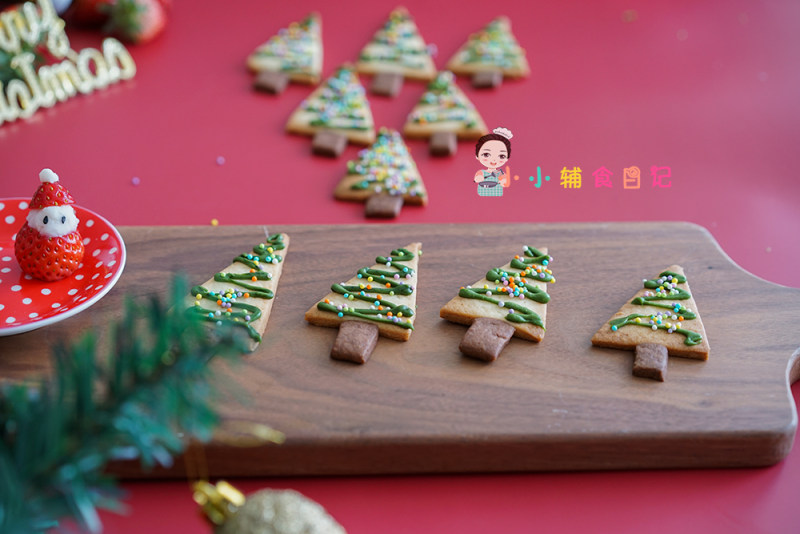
[1,0,798,532]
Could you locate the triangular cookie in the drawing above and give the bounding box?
[305,242,422,341]
[402,71,487,140]
[188,234,289,352]
[247,13,323,84]
[440,246,554,342]
[356,7,436,81]
[591,265,709,360]
[333,127,427,206]
[286,64,376,145]
[446,16,530,79]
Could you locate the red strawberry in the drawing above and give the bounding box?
[64,0,115,27]
[105,0,166,44]
[14,223,85,282]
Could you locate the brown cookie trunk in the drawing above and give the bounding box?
[633,343,669,381]
[365,193,404,218]
[312,131,348,158]
[471,69,503,89]
[429,131,457,157]
[459,317,516,362]
[253,70,290,94]
[370,71,404,97]
[331,321,380,364]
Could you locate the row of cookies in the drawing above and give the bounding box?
[189,236,709,381]
[246,9,529,93]
[287,66,488,156]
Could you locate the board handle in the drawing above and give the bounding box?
[789,347,800,385]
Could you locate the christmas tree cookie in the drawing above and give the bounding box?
[247,13,323,91]
[305,243,422,363]
[286,64,376,148]
[402,71,487,156]
[446,16,530,88]
[440,246,554,361]
[591,265,709,381]
[334,128,427,218]
[356,7,436,96]
[188,234,289,352]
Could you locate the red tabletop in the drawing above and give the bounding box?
[1,0,798,532]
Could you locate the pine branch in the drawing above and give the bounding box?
[0,276,249,533]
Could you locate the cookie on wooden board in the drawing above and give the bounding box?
[247,13,322,85]
[445,16,530,79]
[286,64,376,145]
[188,234,289,352]
[591,265,709,360]
[305,242,422,342]
[440,246,555,343]
[356,7,436,81]
[402,71,487,140]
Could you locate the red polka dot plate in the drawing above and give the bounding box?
[0,198,126,336]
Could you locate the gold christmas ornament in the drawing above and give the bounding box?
[194,481,347,534]
[0,0,136,126]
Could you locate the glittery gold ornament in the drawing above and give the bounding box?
[194,481,346,534]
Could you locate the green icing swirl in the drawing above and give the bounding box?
[317,247,417,330]
[509,247,555,283]
[303,67,371,131]
[346,129,424,199]
[629,298,696,320]
[359,9,430,68]
[461,18,524,68]
[485,268,550,303]
[640,270,691,300]
[189,286,264,341]
[410,71,478,126]
[608,269,703,346]
[188,234,285,342]
[456,246,554,327]
[609,314,703,346]
[457,287,543,327]
[254,15,318,71]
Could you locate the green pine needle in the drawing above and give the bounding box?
[0,275,249,533]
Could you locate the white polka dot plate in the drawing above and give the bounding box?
[0,198,126,336]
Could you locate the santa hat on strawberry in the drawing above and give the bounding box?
[29,168,77,211]
[15,169,85,282]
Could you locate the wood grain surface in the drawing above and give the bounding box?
[2,222,799,477]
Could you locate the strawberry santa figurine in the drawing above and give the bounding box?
[14,169,85,282]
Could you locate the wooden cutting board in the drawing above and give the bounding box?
[2,222,799,476]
